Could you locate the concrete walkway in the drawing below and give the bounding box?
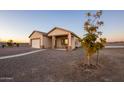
[0,49,46,60]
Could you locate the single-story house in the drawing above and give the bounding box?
[29,27,81,50]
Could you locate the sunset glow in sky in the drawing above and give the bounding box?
[0,10,124,43]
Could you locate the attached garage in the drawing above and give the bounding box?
[31,39,40,48]
[29,30,51,49]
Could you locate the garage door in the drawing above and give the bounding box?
[32,39,40,48]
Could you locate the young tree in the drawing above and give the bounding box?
[82,11,106,65]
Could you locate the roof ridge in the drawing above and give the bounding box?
[48,27,80,39]
[34,30,47,34]
[29,27,81,39]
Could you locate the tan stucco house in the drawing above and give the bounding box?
[29,27,81,50]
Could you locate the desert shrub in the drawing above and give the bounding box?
[2,44,5,48]
[7,42,13,47]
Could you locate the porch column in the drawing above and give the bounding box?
[68,33,72,50]
[52,36,56,49]
[40,36,44,48]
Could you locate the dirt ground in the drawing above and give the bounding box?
[0,48,124,82]
[74,48,124,82]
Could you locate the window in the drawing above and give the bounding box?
[61,39,68,45]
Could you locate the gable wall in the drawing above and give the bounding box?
[30,32,43,39]
[48,29,69,36]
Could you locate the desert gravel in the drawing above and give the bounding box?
[0,48,124,82]
[0,48,83,82]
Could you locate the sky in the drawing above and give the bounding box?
[0,10,124,43]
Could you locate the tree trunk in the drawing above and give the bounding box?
[87,54,90,65]
[96,50,99,64]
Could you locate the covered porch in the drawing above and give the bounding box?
[50,33,72,50]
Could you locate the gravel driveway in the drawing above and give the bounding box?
[0,48,83,82]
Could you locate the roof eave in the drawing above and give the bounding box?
[29,30,47,38]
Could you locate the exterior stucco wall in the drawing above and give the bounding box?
[30,32,43,39]
[71,36,76,49]
[43,36,52,48]
[56,38,62,48]
[71,36,81,49]
[48,29,69,36]
[75,38,81,48]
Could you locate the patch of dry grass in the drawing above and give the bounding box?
[70,48,124,81]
